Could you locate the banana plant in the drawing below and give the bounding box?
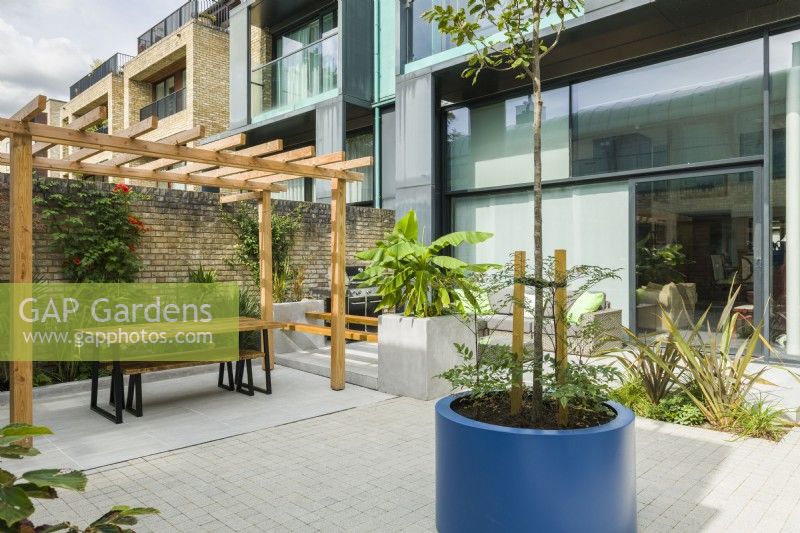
[355,210,496,318]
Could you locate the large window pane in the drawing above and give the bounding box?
[452,191,534,264]
[446,87,569,191]
[634,173,754,338]
[769,28,800,356]
[345,130,374,204]
[573,40,764,176]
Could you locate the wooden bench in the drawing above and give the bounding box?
[304,312,379,328]
[281,322,378,343]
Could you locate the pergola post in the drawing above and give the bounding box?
[330,178,346,390]
[9,133,33,425]
[258,191,275,369]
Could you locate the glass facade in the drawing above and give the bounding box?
[446,87,569,191]
[634,173,755,337]
[443,29,800,357]
[345,130,375,205]
[572,40,764,176]
[769,28,800,355]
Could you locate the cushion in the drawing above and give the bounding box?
[488,286,536,318]
[485,314,534,334]
[566,292,605,325]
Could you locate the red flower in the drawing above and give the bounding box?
[113,183,131,194]
[72,257,81,266]
[128,215,146,231]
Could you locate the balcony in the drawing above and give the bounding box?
[250,32,339,123]
[69,53,133,99]
[137,0,232,53]
[140,88,186,120]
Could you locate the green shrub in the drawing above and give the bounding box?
[35,180,147,282]
[611,377,704,426]
[730,398,795,441]
[187,265,218,283]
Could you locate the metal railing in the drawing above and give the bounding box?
[69,53,133,99]
[137,0,231,53]
[139,88,186,120]
[250,32,339,120]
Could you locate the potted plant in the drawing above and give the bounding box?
[354,210,494,400]
[435,253,636,532]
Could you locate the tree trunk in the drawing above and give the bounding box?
[531,43,545,423]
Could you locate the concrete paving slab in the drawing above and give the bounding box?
[0,365,392,472]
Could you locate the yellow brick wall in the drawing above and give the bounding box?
[250,25,272,115]
[191,23,230,138]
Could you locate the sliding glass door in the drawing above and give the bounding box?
[633,169,763,344]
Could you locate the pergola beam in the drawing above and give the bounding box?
[0,154,287,192]
[248,156,371,185]
[66,116,158,162]
[32,106,108,156]
[0,119,362,180]
[11,95,46,121]
[194,146,316,179]
[104,125,206,167]
[169,139,284,175]
[238,152,346,182]
[219,191,262,204]
[134,133,247,171]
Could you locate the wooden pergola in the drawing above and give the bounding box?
[1,95,370,425]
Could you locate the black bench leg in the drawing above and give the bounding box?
[90,361,124,424]
[218,362,235,391]
[125,374,143,417]
[235,360,255,396]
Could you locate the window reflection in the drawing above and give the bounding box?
[573,40,764,176]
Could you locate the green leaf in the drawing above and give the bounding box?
[22,470,87,492]
[431,231,493,251]
[2,424,53,437]
[393,211,419,241]
[0,486,34,525]
[15,483,58,499]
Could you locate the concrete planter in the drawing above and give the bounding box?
[272,299,325,354]
[436,394,637,533]
[377,314,474,400]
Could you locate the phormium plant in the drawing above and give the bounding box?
[35,180,147,282]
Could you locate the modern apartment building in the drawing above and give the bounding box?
[59,0,236,187]
[222,0,800,359]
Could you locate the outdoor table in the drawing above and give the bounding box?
[87,317,283,424]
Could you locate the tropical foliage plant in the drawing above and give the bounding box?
[354,210,495,318]
[424,0,583,422]
[635,237,688,285]
[35,180,147,282]
[0,424,157,531]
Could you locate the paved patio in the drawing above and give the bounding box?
[0,365,391,471]
[24,393,800,532]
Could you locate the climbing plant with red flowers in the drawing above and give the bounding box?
[35,180,148,282]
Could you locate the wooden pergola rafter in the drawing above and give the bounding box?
[2,95,373,425]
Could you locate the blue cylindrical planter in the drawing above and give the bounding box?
[436,395,636,533]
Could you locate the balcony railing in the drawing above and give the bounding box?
[140,89,186,120]
[137,0,231,53]
[250,32,339,122]
[69,53,133,99]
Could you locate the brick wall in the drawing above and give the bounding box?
[0,177,395,292]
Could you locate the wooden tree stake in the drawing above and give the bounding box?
[555,249,568,427]
[510,250,526,415]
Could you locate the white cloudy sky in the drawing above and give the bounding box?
[0,0,188,116]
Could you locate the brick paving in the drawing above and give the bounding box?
[32,397,800,532]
